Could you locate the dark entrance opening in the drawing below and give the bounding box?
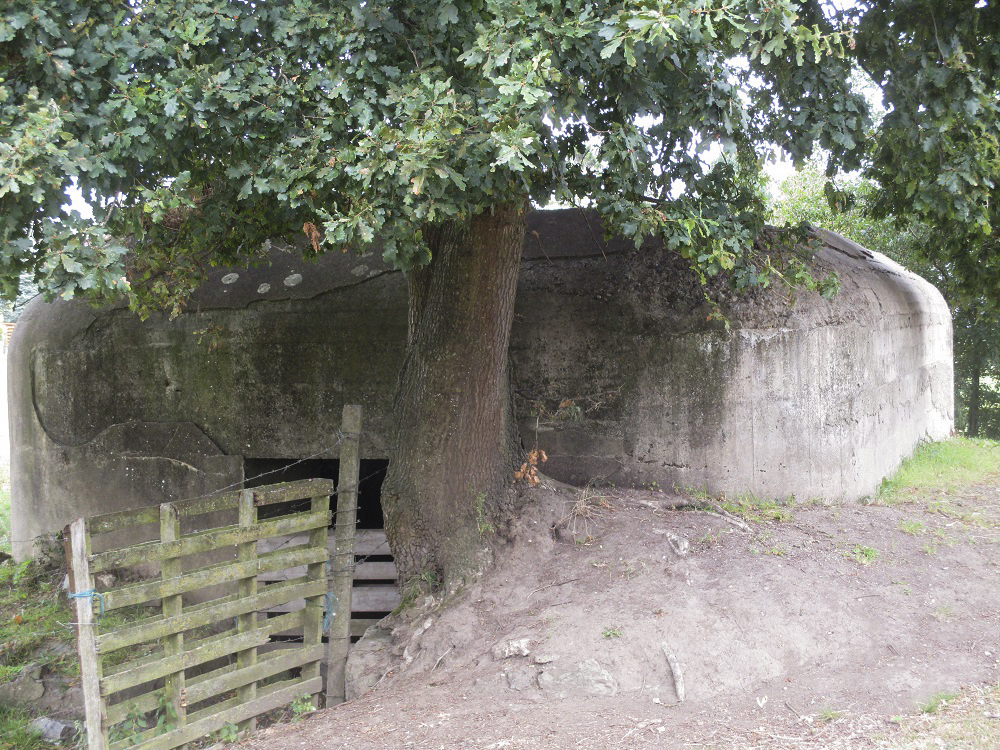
[244,458,396,642]
[243,458,387,530]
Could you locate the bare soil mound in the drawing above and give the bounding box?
[238,480,1000,749]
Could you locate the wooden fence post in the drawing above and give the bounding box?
[160,503,187,746]
[236,490,258,735]
[325,404,361,705]
[301,488,330,709]
[66,519,109,750]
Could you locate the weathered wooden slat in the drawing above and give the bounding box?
[244,479,335,508]
[352,560,398,580]
[352,585,401,612]
[301,492,329,710]
[88,480,336,536]
[351,618,381,638]
[261,584,399,615]
[326,404,361,706]
[66,519,109,750]
[91,510,330,573]
[106,643,324,726]
[351,529,391,556]
[87,507,160,535]
[99,578,324,654]
[109,675,322,750]
[257,528,391,558]
[103,545,328,611]
[236,490,259,735]
[100,611,303,697]
[159,504,187,743]
[257,558,396,583]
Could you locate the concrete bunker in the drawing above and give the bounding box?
[8,210,953,562]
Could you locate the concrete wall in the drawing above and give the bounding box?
[8,213,953,558]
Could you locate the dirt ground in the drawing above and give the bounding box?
[236,479,1000,750]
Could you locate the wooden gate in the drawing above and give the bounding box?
[65,406,365,750]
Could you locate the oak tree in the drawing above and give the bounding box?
[1,1,874,586]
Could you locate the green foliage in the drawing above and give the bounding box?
[601,626,623,639]
[0,465,11,554]
[920,692,959,715]
[877,438,1000,505]
[718,493,795,522]
[0,705,56,750]
[290,694,316,721]
[0,560,77,679]
[846,544,878,565]
[850,2,1000,299]
[215,723,240,744]
[1,0,870,315]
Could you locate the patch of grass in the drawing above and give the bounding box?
[880,684,1000,749]
[817,707,844,722]
[877,437,1000,505]
[932,605,955,621]
[846,544,879,565]
[899,519,925,535]
[920,691,959,714]
[718,493,795,522]
[601,626,623,639]
[0,705,56,749]
[0,465,11,554]
[0,560,77,678]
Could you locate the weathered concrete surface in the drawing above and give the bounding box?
[8,212,953,558]
[512,225,954,501]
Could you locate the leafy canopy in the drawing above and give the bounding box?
[1,1,869,313]
[847,0,1000,302]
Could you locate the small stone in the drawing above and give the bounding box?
[94,572,116,589]
[537,658,618,698]
[503,664,538,691]
[533,653,558,665]
[491,637,531,660]
[0,666,45,705]
[29,717,76,743]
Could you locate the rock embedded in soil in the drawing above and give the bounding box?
[491,637,532,659]
[537,658,618,698]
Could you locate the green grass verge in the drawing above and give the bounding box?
[0,704,56,749]
[882,684,1000,749]
[0,561,78,679]
[0,464,11,555]
[877,437,1000,504]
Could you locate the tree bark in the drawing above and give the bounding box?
[380,202,526,589]
[967,356,982,437]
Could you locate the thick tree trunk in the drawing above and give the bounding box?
[967,357,982,437]
[380,202,526,589]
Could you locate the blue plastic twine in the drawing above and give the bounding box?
[69,589,106,619]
